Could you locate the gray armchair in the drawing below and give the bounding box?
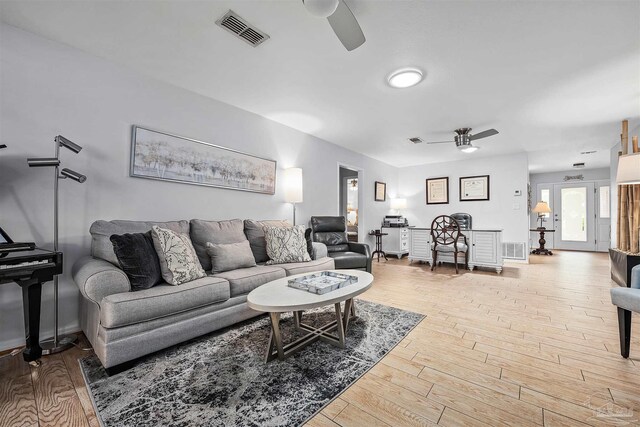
[310,216,372,273]
[610,264,640,358]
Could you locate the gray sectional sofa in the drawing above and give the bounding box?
[72,219,334,370]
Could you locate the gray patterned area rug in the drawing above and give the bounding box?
[80,300,424,427]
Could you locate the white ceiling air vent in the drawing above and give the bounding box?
[215,10,270,47]
[408,137,423,144]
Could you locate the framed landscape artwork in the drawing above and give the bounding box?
[426,177,449,204]
[130,126,277,194]
[374,181,386,201]
[460,175,490,201]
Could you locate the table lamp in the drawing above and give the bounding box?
[617,152,640,185]
[532,201,551,229]
[390,198,407,214]
[283,168,303,225]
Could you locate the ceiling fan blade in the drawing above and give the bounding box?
[469,129,499,141]
[327,1,365,51]
[424,140,455,144]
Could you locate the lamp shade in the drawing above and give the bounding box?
[283,168,303,203]
[617,153,640,185]
[532,201,551,214]
[390,198,407,210]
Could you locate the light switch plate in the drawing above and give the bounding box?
[514,190,522,196]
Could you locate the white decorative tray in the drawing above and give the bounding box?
[288,271,359,295]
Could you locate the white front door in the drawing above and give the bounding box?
[553,182,596,251]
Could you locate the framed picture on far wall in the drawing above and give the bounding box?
[374,181,386,201]
[460,175,490,201]
[426,177,449,205]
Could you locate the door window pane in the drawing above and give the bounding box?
[599,186,610,218]
[561,187,587,242]
[540,189,551,217]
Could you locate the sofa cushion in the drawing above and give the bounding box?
[190,219,246,271]
[206,241,256,273]
[91,220,190,265]
[100,276,230,328]
[110,231,162,291]
[213,265,286,297]
[277,257,335,276]
[328,251,368,269]
[244,219,291,263]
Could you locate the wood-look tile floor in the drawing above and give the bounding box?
[2,251,639,427]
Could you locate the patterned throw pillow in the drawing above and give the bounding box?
[264,225,312,265]
[151,226,206,285]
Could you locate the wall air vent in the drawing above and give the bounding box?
[573,162,585,169]
[503,242,526,260]
[408,137,423,144]
[215,10,270,47]
[580,150,596,155]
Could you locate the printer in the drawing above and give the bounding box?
[382,215,408,227]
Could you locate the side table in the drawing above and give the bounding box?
[368,231,388,262]
[530,228,554,255]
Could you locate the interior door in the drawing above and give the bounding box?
[553,182,596,251]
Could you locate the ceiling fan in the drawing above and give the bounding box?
[416,128,499,153]
[302,0,365,51]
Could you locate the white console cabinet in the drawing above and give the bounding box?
[408,228,503,273]
[381,227,409,258]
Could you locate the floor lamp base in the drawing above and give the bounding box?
[40,334,77,355]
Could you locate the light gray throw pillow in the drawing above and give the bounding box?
[244,219,291,263]
[206,241,257,274]
[264,225,312,265]
[189,219,246,271]
[151,226,206,285]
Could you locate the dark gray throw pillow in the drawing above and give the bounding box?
[305,228,314,258]
[110,231,163,291]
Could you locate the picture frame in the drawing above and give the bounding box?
[130,125,277,194]
[426,177,449,205]
[459,175,490,201]
[374,181,387,202]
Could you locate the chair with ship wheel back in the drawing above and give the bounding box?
[430,215,468,274]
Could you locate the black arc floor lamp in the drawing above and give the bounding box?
[27,135,87,354]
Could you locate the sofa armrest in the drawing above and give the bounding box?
[72,256,130,306]
[311,242,328,260]
[349,242,372,273]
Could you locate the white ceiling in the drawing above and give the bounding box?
[1,0,639,172]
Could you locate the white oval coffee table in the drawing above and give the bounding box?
[247,269,374,362]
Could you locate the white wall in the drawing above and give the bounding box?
[398,153,530,246]
[0,25,399,350]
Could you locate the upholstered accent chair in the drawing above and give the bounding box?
[430,215,469,274]
[310,216,372,273]
[610,264,640,358]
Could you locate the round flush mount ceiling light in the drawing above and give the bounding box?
[460,146,479,153]
[387,68,424,88]
[303,0,339,17]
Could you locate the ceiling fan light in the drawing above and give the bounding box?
[303,0,340,17]
[387,68,423,88]
[460,145,479,153]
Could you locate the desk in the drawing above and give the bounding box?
[530,228,554,255]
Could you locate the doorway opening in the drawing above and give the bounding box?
[339,166,360,242]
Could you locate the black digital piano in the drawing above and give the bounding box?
[0,248,63,361]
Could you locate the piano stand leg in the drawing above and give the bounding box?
[21,281,43,362]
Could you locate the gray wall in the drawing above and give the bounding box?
[0,25,398,350]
